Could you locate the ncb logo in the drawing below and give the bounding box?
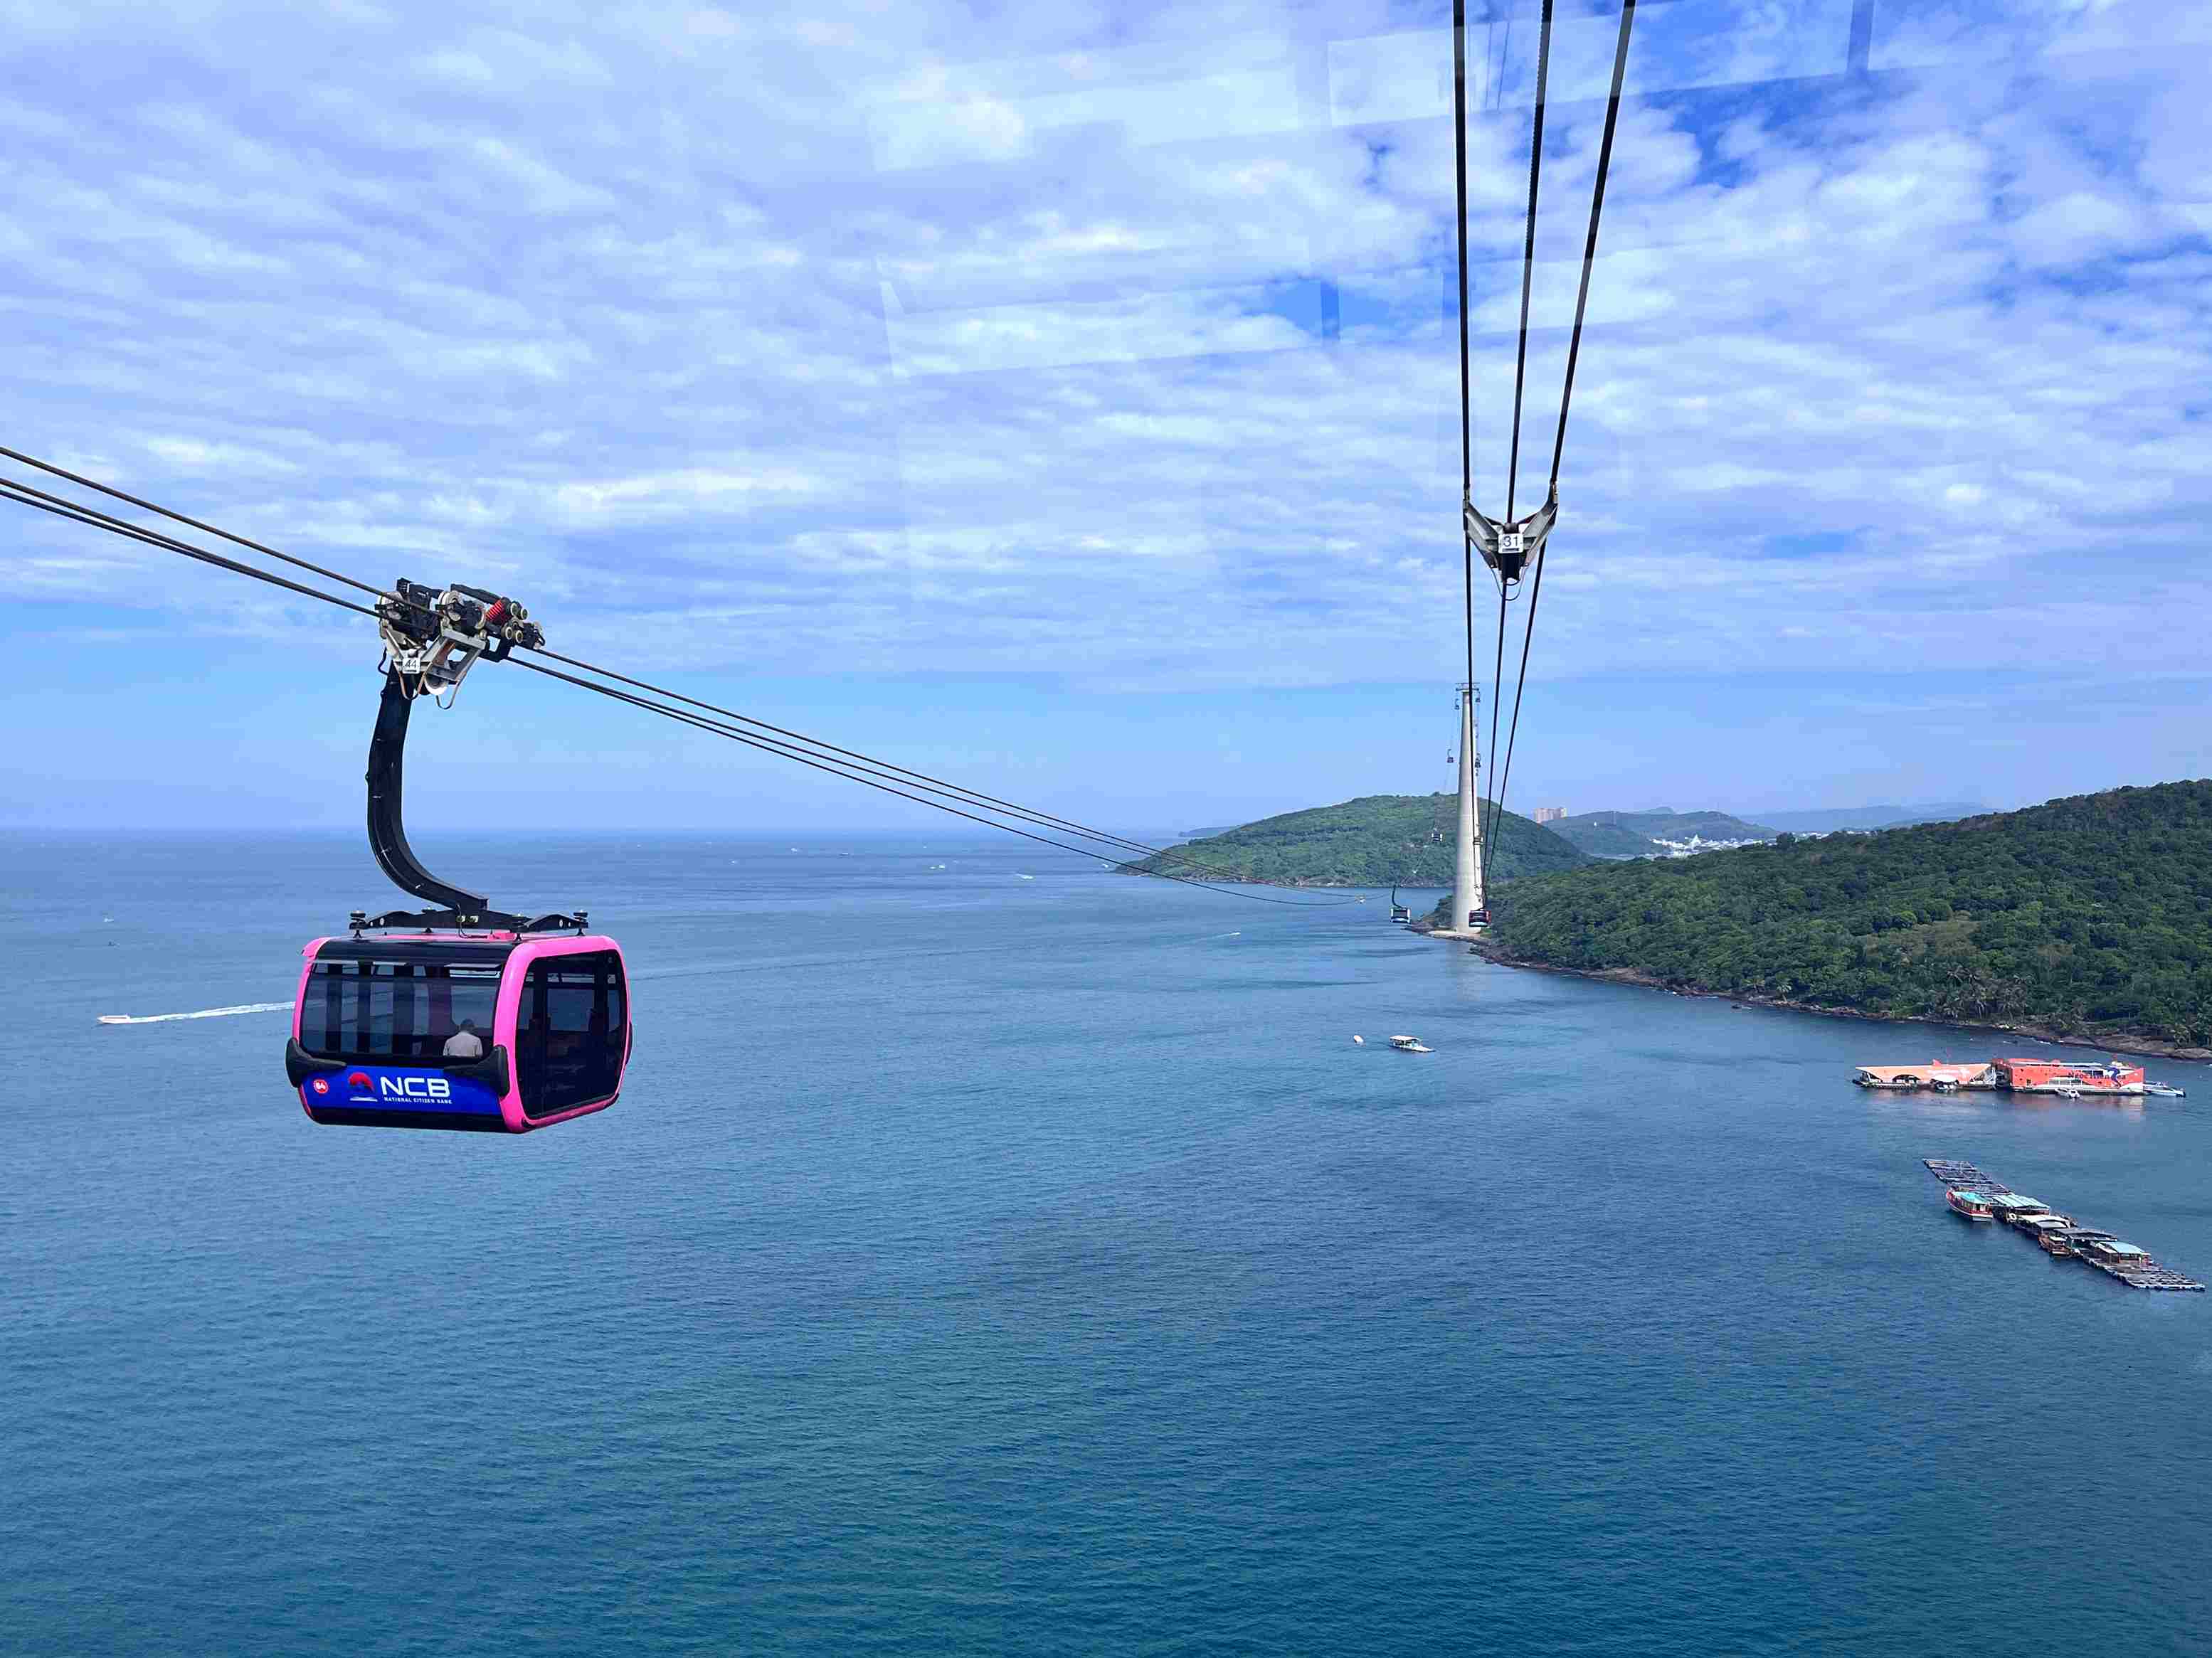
[376,1075,454,1102]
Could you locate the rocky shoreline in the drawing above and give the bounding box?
[1440,932,2212,1063]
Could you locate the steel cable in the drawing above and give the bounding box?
[0,443,387,598]
[1453,0,1476,714]
[1505,0,1555,526]
[510,657,1357,906]
[1550,0,1638,490]
[1481,0,1638,886]
[522,644,1299,888]
[0,474,379,617]
[2,455,1356,901]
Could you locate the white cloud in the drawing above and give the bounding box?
[0,0,2204,706]
[554,466,823,519]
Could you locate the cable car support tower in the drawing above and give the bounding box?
[1454,681,1483,933]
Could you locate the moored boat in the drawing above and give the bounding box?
[2043,1226,2112,1258]
[2082,1239,2155,1276]
[1946,1188,1995,1221]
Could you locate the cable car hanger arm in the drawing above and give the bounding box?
[359,666,588,934]
[359,578,583,935]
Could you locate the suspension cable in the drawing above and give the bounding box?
[0,474,379,617]
[523,644,1269,885]
[1551,0,1636,488]
[1486,0,1638,871]
[1,454,1353,900]
[1482,582,1508,889]
[1452,0,1476,713]
[529,646,1338,893]
[1478,0,1555,893]
[510,657,1353,906]
[1488,548,1545,888]
[0,443,387,599]
[1504,0,1554,525]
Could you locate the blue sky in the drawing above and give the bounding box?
[3,0,2206,833]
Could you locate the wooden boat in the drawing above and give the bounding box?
[2083,1239,2155,1276]
[1945,1188,1995,1221]
[2043,1227,2112,1258]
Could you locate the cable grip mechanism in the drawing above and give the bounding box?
[375,578,545,703]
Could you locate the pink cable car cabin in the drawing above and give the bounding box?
[289,934,628,1132]
[284,582,630,1132]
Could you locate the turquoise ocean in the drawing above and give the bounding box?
[6,830,2210,1654]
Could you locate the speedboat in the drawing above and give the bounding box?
[1389,1034,1432,1053]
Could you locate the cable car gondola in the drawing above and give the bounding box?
[285,581,630,1132]
[1389,883,1412,925]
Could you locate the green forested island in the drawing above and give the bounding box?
[1479,780,2212,1053]
[1130,793,1587,888]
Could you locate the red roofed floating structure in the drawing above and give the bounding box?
[1994,1058,2145,1095]
[1855,1057,2149,1095]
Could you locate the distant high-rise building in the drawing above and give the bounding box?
[1533,806,1567,824]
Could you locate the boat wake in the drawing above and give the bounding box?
[99,1001,292,1026]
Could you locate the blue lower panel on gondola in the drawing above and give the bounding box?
[298,1062,506,1131]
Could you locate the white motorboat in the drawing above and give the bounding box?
[1389,1034,1432,1053]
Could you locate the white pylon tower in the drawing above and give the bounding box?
[1454,682,1483,931]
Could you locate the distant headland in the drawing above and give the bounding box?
[1123,793,1586,888]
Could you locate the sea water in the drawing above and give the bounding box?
[4,831,2209,1655]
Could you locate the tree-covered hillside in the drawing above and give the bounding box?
[1550,807,1777,858]
[1128,794,1588,888]
[1486,781,2212,1049]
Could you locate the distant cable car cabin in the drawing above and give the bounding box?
[285,581,630,1132]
